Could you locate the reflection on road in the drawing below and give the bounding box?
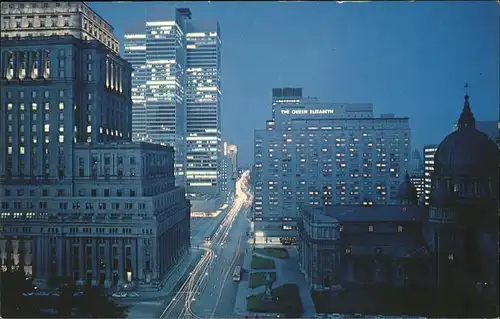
[158,170,253,319]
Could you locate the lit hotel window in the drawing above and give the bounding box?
[368,225,374,232]
[397,225,403,232]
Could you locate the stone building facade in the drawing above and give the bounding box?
[0,143,191,289]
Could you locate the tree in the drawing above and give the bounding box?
[0,269,40,318]
[74,286,129,318]
[46,276,128,318]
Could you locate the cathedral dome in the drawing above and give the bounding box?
[434,93,498,177]
[396,172,418,204]
[430,181,457,208]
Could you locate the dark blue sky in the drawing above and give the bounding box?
[90,2,499,165]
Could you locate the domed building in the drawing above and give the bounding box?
[297,91,498,317]
[426,92,499,308]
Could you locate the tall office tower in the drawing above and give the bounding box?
[0,1,120,54]
[410,172,425,199]
[124,9,222,193]
[185,20,222,196]
[410,148,423,174]
[0,8,133,184]
[123,34,147,140]
[221,150,229,195]
[271,87,302,119]
[423,144,438,205]
[0,2,191,290]
[253,98,411,243]
[220,142,237,197]
[226,144,237,196]
[124,8,191,187]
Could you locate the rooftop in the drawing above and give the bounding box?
[303,205,426,224]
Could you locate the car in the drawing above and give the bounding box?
[73,291,84,297]
[35,291,51,296]
[22,292,34,296]
[327,314,343,319]
[127,292,139,297]
[51,292,61,297]
[112,292,128,298]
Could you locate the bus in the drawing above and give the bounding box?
[232,265,241,282]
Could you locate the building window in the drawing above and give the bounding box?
[397,225,403,232]
[368,225,374,232]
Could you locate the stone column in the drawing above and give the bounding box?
[43,237,51,280]
[57,238,64,277]
[151,237,158,281]
[347,260,354,282]
[131,238,137,282]
[34,236,44,287]
[104,239,112,288]
[137,238,144,281]
[65,239,71,277]
[78,240,84,285]
[118,239,125,285]
[91,239,98,286]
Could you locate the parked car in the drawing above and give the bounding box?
[112,292,127,298]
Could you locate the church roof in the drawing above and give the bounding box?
[434,92,498,176]
[312,205,426,223]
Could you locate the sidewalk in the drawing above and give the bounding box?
[125,249,202,318]
[233,248,316,317]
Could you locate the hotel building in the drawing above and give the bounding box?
[253,96,411,243]
[423,144,438,206]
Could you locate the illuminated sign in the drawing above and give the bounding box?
[280,109,335,115]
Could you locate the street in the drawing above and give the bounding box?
[158,170,252,319]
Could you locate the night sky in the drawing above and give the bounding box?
[90,1,499,165]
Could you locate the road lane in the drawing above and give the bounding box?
[158,170,252,319]
[190,207,251,318]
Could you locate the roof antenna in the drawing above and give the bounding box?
[464,81,469,99]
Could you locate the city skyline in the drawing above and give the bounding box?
[1,2,498,318]
[89,1,499,165]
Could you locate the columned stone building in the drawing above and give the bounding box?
[298,178,431,291]
[0,3,191,290]
[0,143,191,289]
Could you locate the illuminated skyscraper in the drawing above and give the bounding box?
[423,144,438,205]
[124,8,192,186]
[123,34,147,140]
[124,9,221,193]
[185,21,222,196]
[253,95,411,243]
